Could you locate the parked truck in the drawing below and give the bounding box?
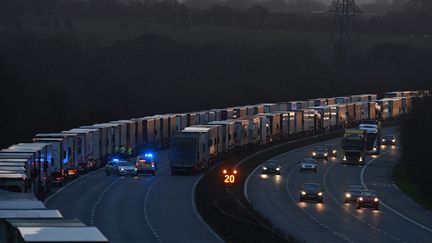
[341,129,367,165]
[169,131,212,174]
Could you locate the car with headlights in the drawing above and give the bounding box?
[299,183,324,203]
[357,190,379,210]
[326,144,338,157]
[299,158,318,173]
[344,185,363,203]
[382,135,397,145]
[136,153,157,176]
[261,160,282,175]
[312,145,328,160]
[105,159,137,176]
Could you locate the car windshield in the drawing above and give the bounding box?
[349,186,363,191]
[315,146,326,151]
[303,184,321,190]
[264,161,279,167]
[302,159,316,164]
[384,135,394,140]
[361,191,377,197]
[326,145,335,149]
[117,162,131,166]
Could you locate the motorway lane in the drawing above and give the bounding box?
[45,149,221,243]
[247,127,432,242]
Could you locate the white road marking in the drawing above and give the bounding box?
[90,176,123,225]
[143,173,169,242]
[286,162,354,243]
[44,168,103,204]
[243,144,320,204]
[192,172,225,243]
[361,151,432,233]
[323,158,401,241]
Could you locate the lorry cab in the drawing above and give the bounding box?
[136,153,156,176]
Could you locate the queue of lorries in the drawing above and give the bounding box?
[0,90,428,242]
[0,90,427,198]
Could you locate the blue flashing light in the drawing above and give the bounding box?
[144,153,154,158]
[113,158,119,162]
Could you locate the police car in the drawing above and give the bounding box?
[135,153,157,176]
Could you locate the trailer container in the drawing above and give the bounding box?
[275,111,290,137]
[262,104,278,113]
[190,125,224,155]
[376,99,390,121]
[141,117,155,149]
[312,106,331,130]
[326,98,336,105]
[334,96,350,104]
[32,138,67,174]
[232,106,247,119]
[252,104,265,114]
[187,113,198,127]
[130,118,144,148]
[175,114,188,132]
[208,121,236,152]
[79,126,109,160]
[288,111,303,134]
[389,98,403,119]
[384,91,403,98]
[170,132,211,173]
[301,109,316,133]
[256,113,282,141]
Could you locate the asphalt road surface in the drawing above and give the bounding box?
[246,126,432,243]
[45,150,221,243]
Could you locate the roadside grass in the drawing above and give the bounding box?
[392,162,432,210]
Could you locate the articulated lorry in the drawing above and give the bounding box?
[169,127,218,174]
[341,129,367,165]
[359,121,382,155]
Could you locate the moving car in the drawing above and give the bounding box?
[261,160,282,175]
[299,183,325,203]
[312,145,328,160]
[382,135,397,145]
[299,158,318,173]
[136,153,157,176]
[105,159,137,176]
[344,185,363,203]
[357,190,379,210]
[326,144,338,157]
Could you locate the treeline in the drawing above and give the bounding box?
[0,0,431,34]
[400,96,432,199]
[0,32,431,148]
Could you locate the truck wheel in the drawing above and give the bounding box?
[357,205,361,210]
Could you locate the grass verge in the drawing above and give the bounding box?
[392,162,432,210]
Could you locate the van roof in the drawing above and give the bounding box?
[17,226,108,242]
[0,210,62,219]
